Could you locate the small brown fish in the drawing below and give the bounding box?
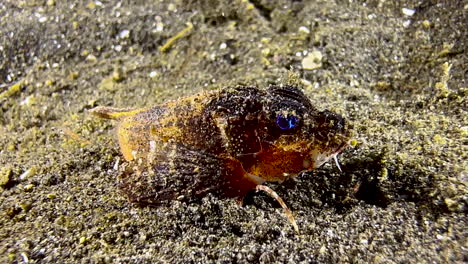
[92,85,352,233]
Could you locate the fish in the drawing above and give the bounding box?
[91,85,352,233]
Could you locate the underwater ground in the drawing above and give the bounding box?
[1,0,466,263]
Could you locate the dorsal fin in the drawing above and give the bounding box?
[267,85,314,109]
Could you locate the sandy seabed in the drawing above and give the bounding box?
[0,1,466,263]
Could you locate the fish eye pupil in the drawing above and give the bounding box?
[276,114,297,130]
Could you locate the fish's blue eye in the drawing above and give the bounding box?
[276,114,297,130]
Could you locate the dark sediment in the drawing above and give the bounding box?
[0,0,466,263]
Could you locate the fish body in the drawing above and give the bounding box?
[92,85,352,206]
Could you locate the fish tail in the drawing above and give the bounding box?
[90,106,144,120]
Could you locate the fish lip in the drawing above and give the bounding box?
[333,141,350,155]
[308,140,350,169]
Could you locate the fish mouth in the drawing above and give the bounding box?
[333,141,350,156]
[307,140,350,169]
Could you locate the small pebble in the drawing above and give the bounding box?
[298,26,310,34]
[20,167,37,180]
[119,30,130,39]
[402,8,415,16]
[149,71,158,78]
[302,50,323,70]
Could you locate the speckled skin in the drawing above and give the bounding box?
[92,85,352,206]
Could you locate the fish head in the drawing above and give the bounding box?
[243,85,353,181]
